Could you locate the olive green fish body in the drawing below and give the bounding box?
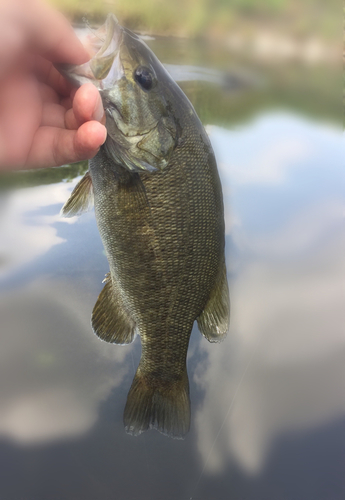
[92,117,223,355]
[60,14,229,438]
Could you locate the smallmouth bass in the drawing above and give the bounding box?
[60,14,230,438]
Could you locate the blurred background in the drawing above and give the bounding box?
[50,0,338,41]
[53,0,339,124]
[0,1,343,500]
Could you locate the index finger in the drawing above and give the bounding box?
[29,0,89,65]
[34,55,74,98]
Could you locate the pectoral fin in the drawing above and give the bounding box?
[91,276,137,344]
[60,171,94,218]
[197,260,230,342]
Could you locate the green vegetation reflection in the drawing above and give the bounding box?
[0,161,88,190]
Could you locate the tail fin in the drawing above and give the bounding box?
[124,369,190,439]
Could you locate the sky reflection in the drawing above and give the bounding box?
[0,278,132,443]
[0,182,78,279]
[194,113,345,475]
[0,110,343,499]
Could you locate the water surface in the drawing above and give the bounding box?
[0,37,344,500]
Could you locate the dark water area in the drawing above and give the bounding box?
[0,37,344,500]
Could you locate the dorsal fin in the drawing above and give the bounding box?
[60,171,94,218]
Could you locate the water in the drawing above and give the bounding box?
[0,37,344,500]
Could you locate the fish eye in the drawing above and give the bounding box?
[134,66,154,90]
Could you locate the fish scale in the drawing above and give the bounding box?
[60,13,229,438]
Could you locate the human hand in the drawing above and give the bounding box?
[0,0,107,171]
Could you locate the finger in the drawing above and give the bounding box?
[41,102,66,128]
[29,0,89,65]
[65,83,105,130]
[60,96,73,110]
[0,73,42,169]
[73,83,105,126]
[34,56,73,97]
[26,121,107,169]
[64,108,78,130]
[0,20,26,75]
[0,2,34,75]
[38,82,60,104]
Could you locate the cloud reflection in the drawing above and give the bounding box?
[0,181,79,278]
[0,279,132,443]
[195,232,345,475]
[194,115,345,475]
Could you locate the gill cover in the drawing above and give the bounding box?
[59,14,178,173]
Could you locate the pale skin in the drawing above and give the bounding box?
[0,0,107,171]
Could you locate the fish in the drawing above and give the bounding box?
[60,14,230,438]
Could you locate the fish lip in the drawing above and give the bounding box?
[105,103,124,123]
[56,14,124,89]
[90,14,123,67]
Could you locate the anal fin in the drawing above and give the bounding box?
[91,276,136,344]
[61,170,93,218]
[197,260,230,342]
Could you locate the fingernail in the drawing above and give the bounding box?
[101,125,107,144]
[92,94,104,122]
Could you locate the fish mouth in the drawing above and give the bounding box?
[57,14,124,90]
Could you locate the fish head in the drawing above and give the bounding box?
[59,14,181,173]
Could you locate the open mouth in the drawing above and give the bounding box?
[58,14,124,90]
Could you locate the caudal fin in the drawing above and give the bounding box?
[123,369,190,439]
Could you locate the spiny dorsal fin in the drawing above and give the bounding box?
[60,171,94,218]
[91,276,137,345]
[197,260,230,343]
